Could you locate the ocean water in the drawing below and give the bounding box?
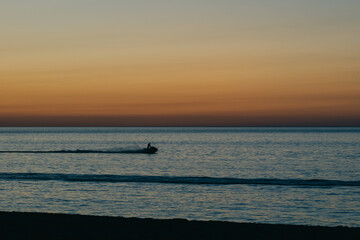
[0,127,359,227]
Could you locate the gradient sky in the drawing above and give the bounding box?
[1,0,359,126]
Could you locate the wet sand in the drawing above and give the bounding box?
[0,211,359,240]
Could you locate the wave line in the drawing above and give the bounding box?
[0,173,358,187]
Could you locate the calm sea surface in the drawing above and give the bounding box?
[0,127,359,227]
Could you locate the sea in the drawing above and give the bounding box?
[0,127,359,227]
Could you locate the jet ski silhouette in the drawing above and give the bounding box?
[144,143,158,154]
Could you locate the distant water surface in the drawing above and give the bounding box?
[0,127,359,227]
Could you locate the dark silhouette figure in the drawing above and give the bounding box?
[147,143,151,149]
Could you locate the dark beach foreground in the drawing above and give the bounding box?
[0,212,359,240]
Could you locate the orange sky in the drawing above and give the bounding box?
[1,1,359,126]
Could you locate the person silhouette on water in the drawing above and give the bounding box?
[147,142,151,149]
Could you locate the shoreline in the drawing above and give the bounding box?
[1,211,359,239]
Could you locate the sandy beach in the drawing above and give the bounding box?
[0,211,359,240]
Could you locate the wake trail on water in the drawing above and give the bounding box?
[0,145,154,154]
[0,173,358,187]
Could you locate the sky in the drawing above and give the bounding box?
[1,0,359,126]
